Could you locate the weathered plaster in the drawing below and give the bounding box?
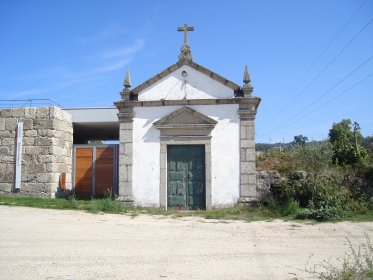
[128,59,241,96]
[131,104,240,208]
[138,65,235,101]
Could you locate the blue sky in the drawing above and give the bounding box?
[0,0,372,143]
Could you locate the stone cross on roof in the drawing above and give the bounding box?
[178,23,194,45]
[177,23,194,61]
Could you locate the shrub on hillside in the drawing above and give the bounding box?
[272,175,349,208]
[290,142,333,178]
[257,150,296,173]
[271,173,371,221]
[257,142,333,177]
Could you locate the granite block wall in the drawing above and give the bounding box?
[0,107,73,197]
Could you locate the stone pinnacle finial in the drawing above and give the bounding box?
[121,71,132,101]
[177,23,194,61]
[243,65,250,84]
[124,71,131,89]
[242,65,253,97]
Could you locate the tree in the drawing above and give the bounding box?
[362,136,373,154]
[293,135,308,147]
[328,119,366,165]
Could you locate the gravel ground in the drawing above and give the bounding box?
[0,205,372,280]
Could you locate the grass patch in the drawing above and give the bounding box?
[0,195,278,221]
[0,196,74,209]
[343,210,373,222]
[0,195,127,214]
[0,195,372,222]
[188,205,281,221]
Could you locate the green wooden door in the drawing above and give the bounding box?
[167,145,205,210]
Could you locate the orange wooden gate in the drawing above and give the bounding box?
[73,145,118,198]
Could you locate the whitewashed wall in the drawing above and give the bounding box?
[132,104,240,208]
[138,65,234,101]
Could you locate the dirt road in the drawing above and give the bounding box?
[0,205,372,280]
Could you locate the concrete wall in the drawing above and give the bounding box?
[138,65,234,101]
[0,107,73,197]
[64,107,118,122]
[132,104,240,207]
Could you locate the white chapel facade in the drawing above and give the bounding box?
[0,24,261,206]
[115,24,261,209]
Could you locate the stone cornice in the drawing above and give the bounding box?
[115,97,261,111]
[117,112,135,122]
[238,109,257,120]
[238,103,258,120]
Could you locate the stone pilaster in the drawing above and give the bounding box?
[117,108,135,206]
[238,103,257,205]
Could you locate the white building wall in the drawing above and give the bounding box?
[138,65,234,101]
[132,104,240,208]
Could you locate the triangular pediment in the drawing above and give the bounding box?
[131,59,241,96]
[154,106,217,128]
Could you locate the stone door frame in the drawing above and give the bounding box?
[160,138,212,210]
[153,106,216,210]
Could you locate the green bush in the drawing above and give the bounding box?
[368,198,373,211]
[356,163,373,181]
[281,199,301,216]
[290,142,333,177]
[273,176,348,207]
[270,174,371,220]
[296,205,345,221]
[347,200,368,215]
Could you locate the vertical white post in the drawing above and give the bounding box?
[15,122,23,190]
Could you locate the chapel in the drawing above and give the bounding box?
[114,24,261,209]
